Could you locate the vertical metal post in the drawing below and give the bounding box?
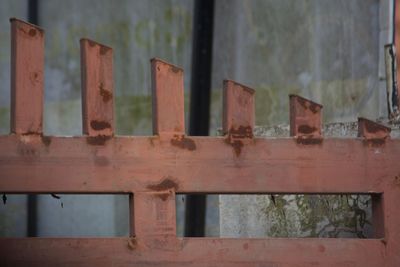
[26,0,40,237]
[186,0,215,237]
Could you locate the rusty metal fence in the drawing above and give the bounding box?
[0,18,400,266]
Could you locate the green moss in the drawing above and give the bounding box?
[0,106,9,134]
[115,95,152,135]
[261,194,371,238]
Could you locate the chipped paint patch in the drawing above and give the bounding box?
[224,126,253,156]
[41,136,52,146]
[127,238,137,250]
[147,177,179,192]
[362,139,386,147]
[295,137,323,145]
[297,125,317,135]
[90,120,111,131]
[296,96,321,114]
[156,192,171,201]
[86,135,112,146]
[170,135,196,151]
[99,82,112,103]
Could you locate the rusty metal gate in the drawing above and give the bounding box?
[1,18,400,267]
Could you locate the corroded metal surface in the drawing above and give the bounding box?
[0,18,399,266]
[10,18,44,134]
[358,117,391,141]
[289,94,322,143]
[151,58,185,136]
[80,38,114,137]
[223,80,255,156]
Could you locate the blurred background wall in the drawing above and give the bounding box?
[0,0,394,238]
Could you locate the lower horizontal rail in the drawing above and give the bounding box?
[0,238,387,267]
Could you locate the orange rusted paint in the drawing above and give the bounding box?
[80,38,114,137]
[223,80,255,156]
[10,18,44,135]
[289,94,322,143]
[1,18,400,267]
[223,80,255,135]
[151,58,185,136]
[358,117,391,140]
[170,134,196,151]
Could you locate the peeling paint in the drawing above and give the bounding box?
[170,135,196,151]
[147,177,179,192]
[86,135,112,145]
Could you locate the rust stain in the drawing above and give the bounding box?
[127,238,137,250]
[157,192,171,201]
[170,65,182,73]
[242,86,255,95]
[86,135,112,146]
[229,126,253,139]
[170,135,196,151]
[243,243,249,250]
[20,131,40,135]
[148,137,158,147]
[296,137,323,145]
[298,125,317,135]
[363,139,386,147]
[87,39,96,47]
[147,176,179,192]
[297,97,320,114]
[29,71,41,85]
[318,245,326,253]
[29,29,36,37]
[18,26,43,37]
[41,136,52,147]
[364,121,387,134]
[90,120,111,131]
[224,139,243,157]
[33,72,39,80]
[224,126,253,156]
[394,176,400,187]
[100,46,111,55]
[99,83,112,103]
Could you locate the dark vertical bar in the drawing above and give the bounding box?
[27,0,39,238]
[28,0,39,25]
[185,0,214,237]
[394,0,400,107]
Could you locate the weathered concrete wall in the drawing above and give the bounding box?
[210,0,386,132]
